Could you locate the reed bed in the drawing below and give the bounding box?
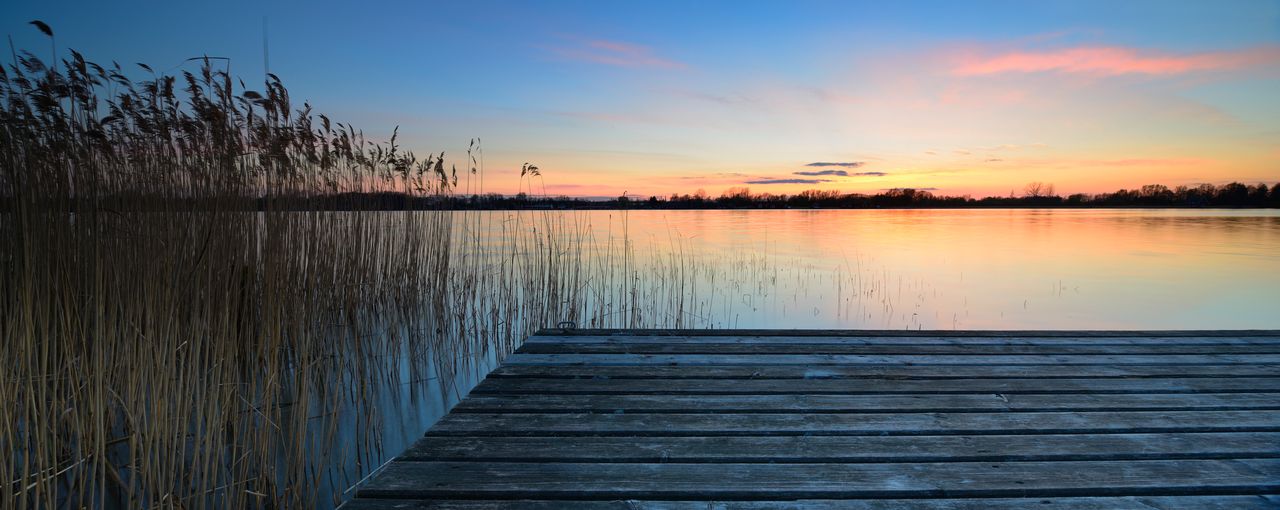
[0,31,947,508]
[0,32,471,506]
[0,35,586,507]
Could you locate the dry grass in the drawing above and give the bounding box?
[0,29,748,507]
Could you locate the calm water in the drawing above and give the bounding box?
[559,208,1280,330]
[327,208,1280,508]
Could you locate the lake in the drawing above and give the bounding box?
[534,208,1280,330]
[274,207,1280,508]
[22,207,1278,509]
[326,206,1280,507]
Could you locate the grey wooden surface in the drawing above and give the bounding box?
[347,330,1280,508]
[342,495,1280,509]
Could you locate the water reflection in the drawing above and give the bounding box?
[329,208,1278,508]
[550,208,1280,330]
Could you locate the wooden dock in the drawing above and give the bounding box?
[346,330,1280,509]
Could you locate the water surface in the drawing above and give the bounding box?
[331,208,1280,508]
[553,208,1280,330]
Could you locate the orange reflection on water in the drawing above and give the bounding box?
[549,208,1280,329]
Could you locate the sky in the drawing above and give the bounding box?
[3,0,1279,198]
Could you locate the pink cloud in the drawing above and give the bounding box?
[551,38,686,70]
[954,46,1280,76]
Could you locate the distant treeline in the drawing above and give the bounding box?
[645,182,1280,210]
[7,181,1278,212]
[282,182,1280,210]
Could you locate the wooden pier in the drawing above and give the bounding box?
[347,330,1280,509]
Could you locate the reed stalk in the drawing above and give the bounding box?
[0,31,750,508]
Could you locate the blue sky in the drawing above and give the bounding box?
[3,0,1278,196]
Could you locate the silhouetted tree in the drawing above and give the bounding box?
[717,187,754,207]
[1216,182,1249,206]
[1023,182,1055,198]
[1247,183,1270,207]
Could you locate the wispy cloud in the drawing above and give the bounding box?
[747,178,831,185]
[805,161,865,168]
[853,171,888,176]
[1082,157,1208,167]
[681,172,748,180]
[1001,156,1211,170]
[550,38,686,69]
[794,169,848,176]
[975,143,1045,151]
[954,45,1280,76]
[673,90,755,105]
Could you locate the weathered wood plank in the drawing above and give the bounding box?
[517,342,1280,355]
[489,364,1280,379]
[523,334,1280,345]
[426,410,1280,436]
[503,353,1280,365]
[470,377,1280,395]
[342,495,1280,509]
[452,393,1280,414]
[401,432,1280,463]
[536,329,1280,338]
[352,330,1280,507]
[356,459,1280,499]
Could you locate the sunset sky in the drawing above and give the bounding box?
[4,0,1279,197]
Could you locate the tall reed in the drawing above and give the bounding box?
[0,26,759,506]
[0,27,507,506]
[5,26,948,508]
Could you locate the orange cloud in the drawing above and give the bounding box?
[550,38,686,69]
[954,45,1280,76]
